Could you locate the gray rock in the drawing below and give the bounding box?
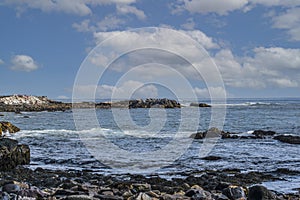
[222,186,246,200]
[274,135,300,144]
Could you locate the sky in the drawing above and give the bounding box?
[0,0,300,99]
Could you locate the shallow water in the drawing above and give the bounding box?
[2,98,300,193]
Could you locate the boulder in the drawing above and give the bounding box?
[222,186,246,200]
[0,138,30,171]
[0,121,20,136]
[248,185,277,200]
[273,135,300,144]
[252,130,276,138]
[190,127,223,139]
[190,103,211,107]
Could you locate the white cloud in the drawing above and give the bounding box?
[72,19,96,32]
[181,18,195,30]
[214,47,300,89]
[0,59,4,65]
[179,0,248,15]
[116,4,146,20]
[97,15,125,31]
[271,7,300,41]
[10,55,39,72]
[2,0,137,16]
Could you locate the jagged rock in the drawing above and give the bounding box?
[191,127,223,139]
[0,138,30,171]
[252,130,276,138]
[222,186,246,200]
[274,135,300,144]
[190,103,211,107]
[201,156,222,161]
[248,185,277,200]
[0,121,20,136]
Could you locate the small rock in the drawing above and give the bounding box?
[2,184,21,193]
[274,135,300,144]
[201,156,222,161]
[65,195,93,200]
[248,185,277,200]
[222,186,246,200]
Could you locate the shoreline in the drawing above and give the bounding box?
[1,166,299,199]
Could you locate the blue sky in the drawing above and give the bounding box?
[0,0,300,99]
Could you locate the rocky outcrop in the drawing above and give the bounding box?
[190,102,211,107]
[0,138,30,171]
[274,135,300,144]
[0,95,181,111]
[0,122,20,137]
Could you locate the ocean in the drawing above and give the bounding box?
[2,98,300,193]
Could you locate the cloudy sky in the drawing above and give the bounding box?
[1,0,300,99]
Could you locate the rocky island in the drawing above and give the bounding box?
[0,95,181,112]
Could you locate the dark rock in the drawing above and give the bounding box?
[0,121,20,136]
[191,127,223,139]
[0,138,30,171]
[222,186,246,200]
[201,156,222,161]
[190,103,211,107]
[248,185,277,200]
[274,135,300,144]
[252,130,276,137]
[2,184,21,193]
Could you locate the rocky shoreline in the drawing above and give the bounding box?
[0,95,183,112]
[0,166,299,200]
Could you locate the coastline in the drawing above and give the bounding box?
[1,166,299,199]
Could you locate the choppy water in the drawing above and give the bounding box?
[2,98,300,193]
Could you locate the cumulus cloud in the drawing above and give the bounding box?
[97,15,125,31]
[178,0,248,15]
[0,59,4,65]
[271,7,300,41]
[214,47,300,89]
[10,55,39,72]
[181,18,196,30]
[2,0,137,16]
[116,4,146,20]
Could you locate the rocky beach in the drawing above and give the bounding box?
[0,95,299,199]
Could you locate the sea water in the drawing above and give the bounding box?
[2,98,300,193]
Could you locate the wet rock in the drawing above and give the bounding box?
[0,138,30,171]
[136,192,154,200]
[222,186,246,200]
[248,185,277,200]
[65,195,93,200]
[190,103,211,107]
[2,184,21,193]
[252,130,276,137]
[274,135,300,144]
[0,121,20,136]
[201,156,222,161]
[191,127,223,139]
[94,194,123,200]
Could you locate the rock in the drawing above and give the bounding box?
[191,127,223,139]
[274,135,300,144]
[248,185,277,200]
[252,130,276,137]
[190,103,211,107]
[222,186,246,200]
[0,121,20,136]
[65,195,93,200]
[136,192,154,200]
[201,156,222,161]
[2,184,21,193]
[0,138,30,171]
[185,188,213,200]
